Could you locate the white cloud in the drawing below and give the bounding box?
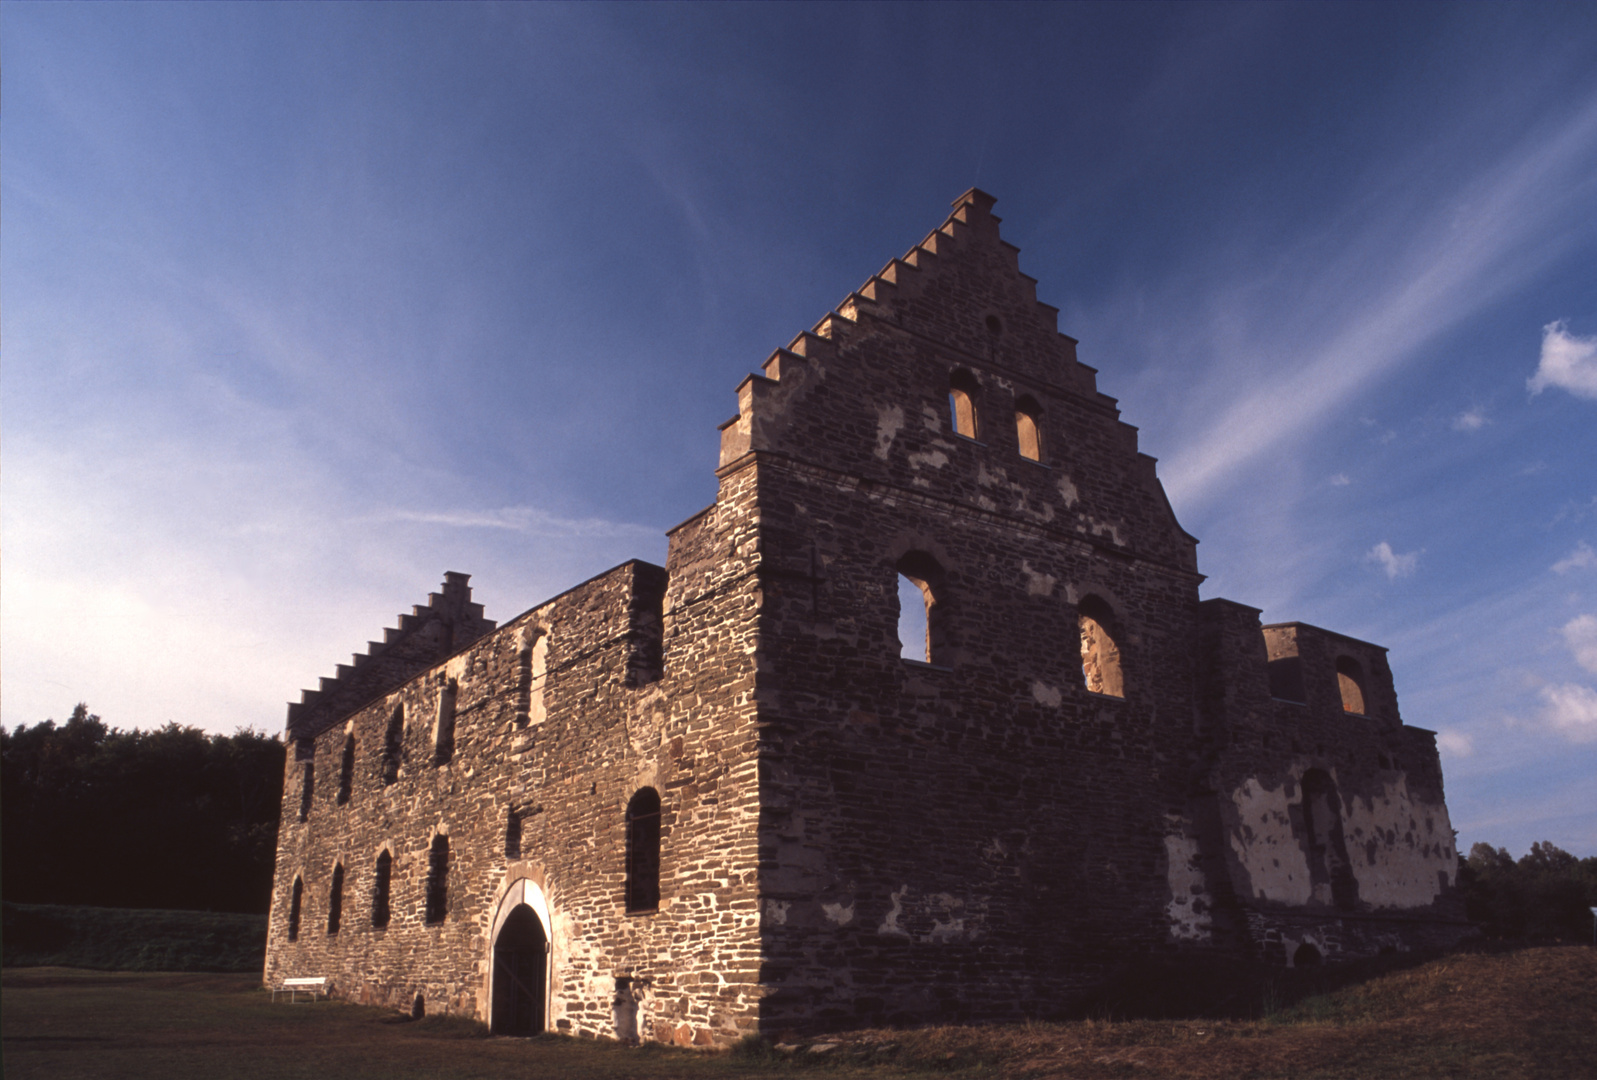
[376,507,659,538]
[1366,541,1419,579]
[1553,541,1597,573]
[1452,408,1488,431]
[1329,473,1351,487]
[1529,321,1597,400]
[1436,730,1474,757]
[1538,682,1597,743]
[1562,614,1597,674]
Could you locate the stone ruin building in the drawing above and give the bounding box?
[264,189,1471,1045]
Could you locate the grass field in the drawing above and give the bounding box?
[3,947,1594,1079]
[2,902,267,972]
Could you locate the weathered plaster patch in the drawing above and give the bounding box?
[874,405,904,460]
[1021,560,1057,597]
[1031,681,1062,708]
[1057,476,1080,508]
[1227,778,1313,905]
[1163,830,1214,941]
[878,885,911,937]
[764,899,791,926]
[920,404,945,432]
[821,901,854,926]
[1086,517,1126,547]
[908,449,950,470]
[1342,776,1457,908]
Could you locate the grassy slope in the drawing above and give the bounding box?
[3,948,1594,1079]
[2,902,266,973]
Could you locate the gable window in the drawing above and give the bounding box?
[424,835,449,925]
[1078,595,1125,698]
[327,863,344,935]
[1015,396,1042,461]
[371,850,392,929]
[1336,657,1368,715]
[382,705,404,785]
[625,788,661,913]
[434,680,458,766]
[336,732,355,805]
[949,369,980,439]
[287,877,303,942]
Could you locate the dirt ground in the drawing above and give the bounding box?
[3,947,1594,1079]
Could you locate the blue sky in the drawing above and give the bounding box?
[4,2,1595,857]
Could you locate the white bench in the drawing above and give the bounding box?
[272,976,329,1003]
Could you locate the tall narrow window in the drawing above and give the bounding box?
[505,807,522,859]
[528,636,549,725]
[327,863,344,935]
[515,647,532,727]
[1015,396,1042,461]
[382,705,404,785]
[371,850,392,929]
[425,835,449,925]
[949,369,980,439]
[1336,657,1368,715]
[287,877,303,942]
[1078,595,1125,698]
[434,680,457,766]
[298,762,315,822]
[625,788,661,913]
[895,551,947,666]
[336,732,355,805]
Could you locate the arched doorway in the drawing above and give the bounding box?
[492,904,547,1035]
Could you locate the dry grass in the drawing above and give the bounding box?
[4,947,1594,1079]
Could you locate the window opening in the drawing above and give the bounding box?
[528,636,549,724]
[625,788,661,913]
[1293,943,1322,967]
[1078,596,1125,698]
[298,762,314,822]
[327,863,344,935]
[1300,769,1359,910]
[505,807,522,859]
[1268,656,1307,703]
[434,680,457,766]
[336,732,355,805]
[287,877,303,942]
[515,647,532,726]
[372,850,392,929]
[1336,656,1368,714]
[985,314,1003,334]
[382,705,403,785]
[949,369,980,439]
[425,835,449,924]
[411,993,426,1020]
[1015,396,1042,461]
[895,552,946,666]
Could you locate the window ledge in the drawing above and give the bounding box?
[1084,690,1126,702]
[951,433,986,446]
[1271,696,1308,705]
[901,658,954,672]
[625,907,659,918]
[1021,457,1051,469]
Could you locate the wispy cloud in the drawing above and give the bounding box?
[1452,408,1488,431]
[1329,472,1351,487]
[1553,541,1597,573]
[1437,729,1475,757]
[1538,682,1597,743]
[1529,320,1597,400]
[1367,540,1419,579]
[1563,614,1597,674]
[1162,92,1597,508]
[375,507,660,539]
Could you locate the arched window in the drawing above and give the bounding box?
[949,369,980,440]
[1015,396,1042,461]
[895,551,947,665]
[1336,657,1368,714]
[1078,595,1125,698]
[336,732,355,805]
[327,863,344,935]
[434,680,457,766]
[625,788,661,913]
[287,877,303,942]
[298,762,314,822]
[1300,769,1359,910]
[381,705,404,785]
[505,806,522,859]
[425,835,449,925]
[371,850,392,929]
[529,636,549,724]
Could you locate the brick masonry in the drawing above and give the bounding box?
[264,189,1470,1044]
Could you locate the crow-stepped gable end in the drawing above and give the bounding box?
[266,190,1470,1044]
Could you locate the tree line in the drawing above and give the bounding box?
[1460,841,1597,942]
[2,705,284,914]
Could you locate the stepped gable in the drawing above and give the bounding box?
[285,571,495,744]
